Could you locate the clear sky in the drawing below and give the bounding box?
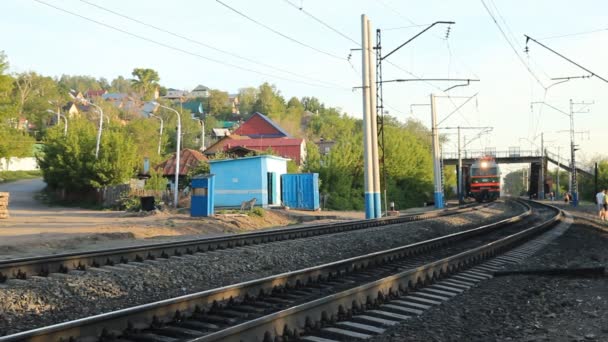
[2,0,607,164]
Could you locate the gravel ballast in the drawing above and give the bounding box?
[0,201,521,335]
[370,203,608,342]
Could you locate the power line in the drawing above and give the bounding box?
[216,0,346,60]
[282,0,358,45]
[33,0,348,90]
[540,27,608,40]
[480,0,546,90]
[488,0,551,80]
[78,0,345,89]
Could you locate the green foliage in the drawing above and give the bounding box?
[120,193,142,212]
[302,141,321,172]
[126,117,165,168]
[131,68,160,100]
[238,87,257,116]
[207,89,232,116]
[0,170,41,183]
[0,127,35,160]
[185,160,210,185]
[287,160,299,173]
[249,207,265,217]
[38,118,138,191]
[252,83,285,119]
[110,76,133,93]
[144,168,168,191]
[503,169,527,196]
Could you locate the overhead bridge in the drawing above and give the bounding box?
[442,149,593,177]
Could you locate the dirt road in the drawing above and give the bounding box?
[0,178,295,259]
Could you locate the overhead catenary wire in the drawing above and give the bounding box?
[216,0,346,61]
[480,0,547,90]
[78,0,346,89]
[32,0,349,90]
[282,0,358,45]
[539,27,608,40]
[488,0,551,80]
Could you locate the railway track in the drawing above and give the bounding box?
[0,202,488,283]
[0,199,562,342]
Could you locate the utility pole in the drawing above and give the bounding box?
[367,18,381,219]
[361,14,376,219]
[569,99,593,206]
[539,132,544,200]
[595,162,598,195]
[556,146,560,199]
[430,94,443,208]
[372,20,456,216]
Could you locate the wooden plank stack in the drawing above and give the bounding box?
[0,192,9,219]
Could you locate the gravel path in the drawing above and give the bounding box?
[371,203,608,342]
[0,201,521,335]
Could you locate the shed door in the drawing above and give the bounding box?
[267,172,276,204]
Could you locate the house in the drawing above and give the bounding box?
[209,155,287,208]
[163,88,189,100]
[233,112,291,138]
[62,102,81,118]
[180,100,204,118]
[204,112,306,164]
[189,85,210,98]
[204,135,306,165]
[212,128,231,139]
[155,148,208,190]
[85,89,107,99]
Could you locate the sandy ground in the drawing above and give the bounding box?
[0,179,297,259]
[0,178,445,260]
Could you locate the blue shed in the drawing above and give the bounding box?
[281,173,320,210]
[209,155,287,208]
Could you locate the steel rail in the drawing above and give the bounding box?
[207,201,560,342]
[0,202,490,282]
[0,200,532,342]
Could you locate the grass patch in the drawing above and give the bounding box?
[0,170,41,183]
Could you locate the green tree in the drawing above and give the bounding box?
[0,51,13,109]
[503,169,526,196]
[125,117,165,169]
[131,68,160,100]
[238,87,257,116]
[253,83,285,119]
[38,118,138,191]
[207,89,231,116]
[110,75,133,93]
[12,71,66,138]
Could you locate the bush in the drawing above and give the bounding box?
[249,207,265,217]
[120,193,141,211]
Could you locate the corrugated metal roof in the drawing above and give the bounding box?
[233,112,291,138]
[156,148,208,176]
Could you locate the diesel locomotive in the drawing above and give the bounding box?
[469,156,500,202]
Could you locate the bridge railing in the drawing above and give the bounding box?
[442,149,540,160]
[442,149,593,175]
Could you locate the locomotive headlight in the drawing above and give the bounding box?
[480,161,488,169]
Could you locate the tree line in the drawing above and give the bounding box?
[0,50,453,209]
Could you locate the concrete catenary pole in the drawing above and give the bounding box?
[366,16,382,218]
[430,94,444,208]
[457,126,464,204]
[361,14,375,218]
[539,132,544,200]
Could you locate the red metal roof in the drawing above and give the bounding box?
[156,148,208,176]
[233,112,291,138]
